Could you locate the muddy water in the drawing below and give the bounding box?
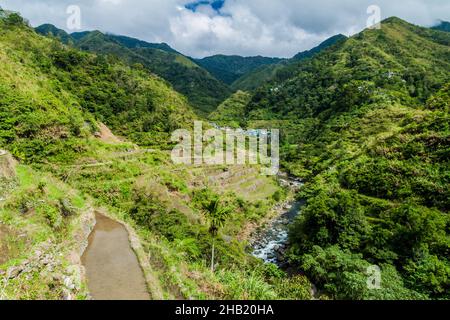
[81,213,150,300]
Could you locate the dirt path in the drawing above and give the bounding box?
[81,212,150,300]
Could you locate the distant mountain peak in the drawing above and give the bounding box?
[292,34,347,60]
[195,54,284,84]
[382,16,404,23]
[432,20,450,32]
[35,23,73,44]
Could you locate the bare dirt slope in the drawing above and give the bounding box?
[95,123,123,144]
[0,150,16,179]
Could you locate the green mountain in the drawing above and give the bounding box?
[230,63,286,92]
[2,9,450,301]
[1,17,196,163]
[35,23,74,44]
[195,55,283,85]
[292,34,347,60]
[36,25,231,115]
[242,17,450,299]
[432,20,450,32]
[2,13,309,300]
[106,34,178,53]
[209,90,252,128]
[69,31,91,41]
[231,34,347,91]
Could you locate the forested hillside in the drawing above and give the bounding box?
[35,23,74,44]
[36,25,231,115]
[209,91,252,128]
[0,12,310,300]
[242,17,450,299]
[0,16,197,164]
[1,7,449,301]
[231,34,347,91]
[195,55,283,85]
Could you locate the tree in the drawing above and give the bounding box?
[5,13,24,26]
[202,198,232,273]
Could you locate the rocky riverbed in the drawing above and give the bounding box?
[251,201,302,266]
[251,174,303,267]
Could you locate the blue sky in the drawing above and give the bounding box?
[185,0,225,12]
[1,0,449,58]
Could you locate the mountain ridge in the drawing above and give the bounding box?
[239,17,450,299]
[2,17,197,162]
[195,54,284,85]
[231,34,348,91]
[36,24,231,115]
[432,20,450,32]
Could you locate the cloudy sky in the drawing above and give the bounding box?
[1,0,449,58]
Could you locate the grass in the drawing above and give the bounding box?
[35,136,306,300]
[0,163,92,300]
[0,18,312,300]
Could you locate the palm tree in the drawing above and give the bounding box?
[202,198,232,273]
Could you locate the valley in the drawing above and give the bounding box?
[0,7,449,301]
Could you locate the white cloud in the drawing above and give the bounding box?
[1,0,449,58]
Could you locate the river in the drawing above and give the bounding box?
[251,174,303,267]
[81,175,303,299]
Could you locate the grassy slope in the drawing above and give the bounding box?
[0,164,92,300]
[209,91,252,128]
[245,18,450,299]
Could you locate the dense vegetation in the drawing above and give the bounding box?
[291,34,347,61]
[240,17,450,299]
[209,91,252,128]
[36,25,231,115]
[35,24,74,44]
[0,15,198,165]
[2,9,449,301]
[1,12,312,300]
[195,55,283,85]
[230,35,347,92]
[432,21,450,33]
